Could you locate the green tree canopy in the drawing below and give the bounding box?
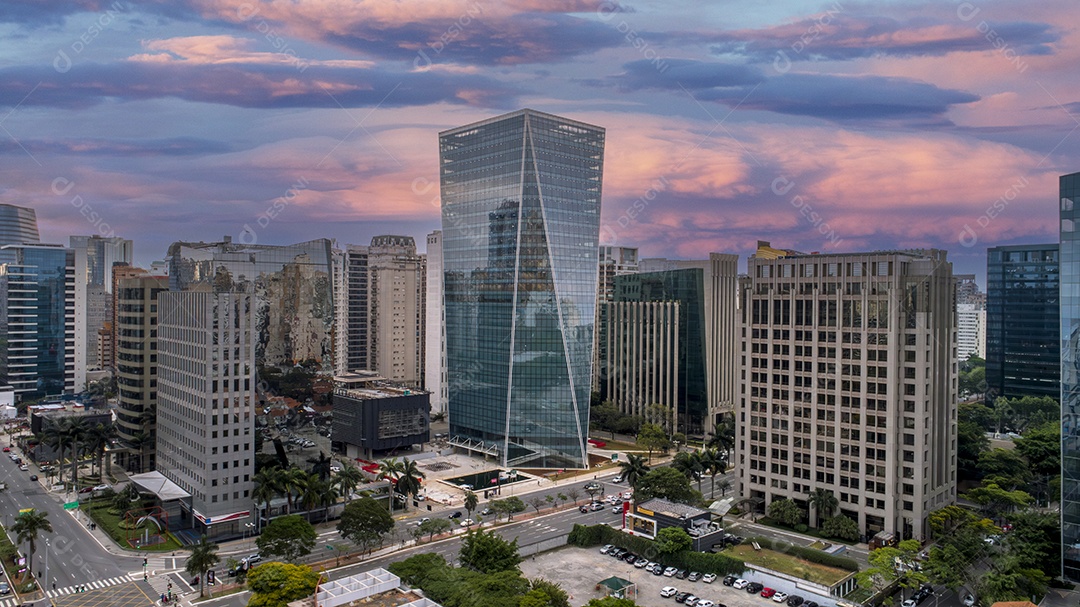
[822,515,859,541]
[1013,422,1060,477]
[656,527,693,554]
[585,597,637,607]
[338,497,394,553]
[636,423,670,462]
[184,535,220,597]
[634,467,700,505]
[247,562,321,607]
[459,528,522,574]
[766,498,804,527]
[256,514,317,562]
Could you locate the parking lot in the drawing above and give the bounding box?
[520,547,835,607]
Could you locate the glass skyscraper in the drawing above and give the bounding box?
[1062,171,1080,580]
[985,244,1059,401]
[440,109,605,469]
[0,203,40,266]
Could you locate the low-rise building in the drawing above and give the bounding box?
[624,497,725,552]
[331,372,430,459]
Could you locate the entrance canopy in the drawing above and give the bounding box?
[129,471,191,501]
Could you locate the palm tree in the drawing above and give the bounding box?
[699,449,723,498]
[618,453,650,489]
[86,422,118,478]
[707,415,736,461]
[252,467,282,523]
[282,467,308,514]
[333,465,363,502]
[136,404,157,473]
[463,490,479,520]
[717,479,732,497]
[185,536,220,598]
[301,473,336,522]
[396,459,426,512]
[12,510,52,578]
[129,432,154,474]
[40,424,66,486]
[378,457,405,513]
[809,488,839,527]
[673,451,703,490]
[63,417,90,490]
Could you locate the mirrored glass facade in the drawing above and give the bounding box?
[1061,172,1080,580]
[440,109,604,469]
[0,203,40,266]
[986,244,1059,401]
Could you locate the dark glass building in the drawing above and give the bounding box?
[0,203,40,266]
[440,109,604,469]
[985,244,1059,401]
[1062,171,1080,580]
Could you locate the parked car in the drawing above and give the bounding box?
[698,600,716,607]
[688,571,701,582]
[732,579,749,589]
[19,464,27,471]
[902,600,917,607]
[760,588,777,599]
[805,602,819,607]
[675,569,689,579]
[652,564,665,576]
[661,586,678,598]
[600,544,614,554]
[29,475,37,481]
[663,566,679,577]
[685,597,700,606]
[772,591,789,603]
[702,573,717,584]
[634,557,649,568]
[723,575,738,586]
[747,583,765,594]
[675,592,691,603]
[787,595,805,606]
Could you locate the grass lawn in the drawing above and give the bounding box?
[83,501,183,552]
[730,545,851,586]
[755,516,857,545]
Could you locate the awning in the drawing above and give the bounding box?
[129,471,191,501]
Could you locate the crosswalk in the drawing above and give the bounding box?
[42,573,142,598]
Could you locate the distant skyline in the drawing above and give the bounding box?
[2,1,1078,281]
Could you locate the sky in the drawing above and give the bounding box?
[1,0,1078,282]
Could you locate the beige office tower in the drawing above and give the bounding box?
[737,243,956,541]
[368,236,426,389]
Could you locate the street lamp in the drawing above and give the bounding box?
[244,522,256,545]
[44,538,49,592]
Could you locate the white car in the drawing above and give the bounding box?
[460,519,475,527]
[698,601,716,607]
[663,566,679,577]
[330,465,342,473]
[702,573,717,583]
[773,592,789,603]
[963,596,976,607]
[733,579,750,589]
[612,475,624,483]
[661,586,678,598]
[902,600,917,607]
[600,544,615,554]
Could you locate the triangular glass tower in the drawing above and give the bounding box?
[440,109,604,469]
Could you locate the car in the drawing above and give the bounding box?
[661,586,678,598]
[653,565,666,576]
[612,505,623,513]
[675,569,689,579]
[19,464,27,471]
[675,592,692,603]
[664,566,679,577]
[330,465,341,473]
[902,600,916,607]
[647,562,661,572]
[963,595,976,607]
[611,548,627,559]
[600,544,615,554]
[1,447,8,452]
[480,507,494,515]
[634,557,649,568]
[448,511,462,519]
[459,484,473,490]
[747,583,764,594]
[773,592,789,603]
[623,552,639,564]
[732,579,749,589]
[459,519,475,527]
[702,573,717,584]
[414,517,431,526]
[698,601,716,607]
[590,502,605,511]
[688,571,701,582]
[579,505,590,513]
[787,595,804,606]
[723,575,738,586]
[29,474,37,481]
[805,602,819,607]
[612,475,624,483]
[760,588,776,599]
[685,597,700,606]
[0,581,9,595]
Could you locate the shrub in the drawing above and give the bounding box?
[795,524,809,533]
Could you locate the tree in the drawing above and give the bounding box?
[699,449,723,498]
[1004,510,1060,578]
[528,578,570,607]
[185,535,220,598]
[656,527,693,554]
[300,473,336,522]
[618,453,650,489]
[281,467,309,515]
[459,528,522,574]
[808,488,839,527]
[529,495,546,514]
[586,597,636,607]
[965,483,1032,523]
[717,479,732,497]
[708,414,736,461]
[333,464,364,501]
[86,422,118,478]
[977,449,1031,487]
[957,419,989,481]
[858,539,927,591]
[464,490,479,520]
[338,497,394,554]
[634,467,699,504]
[12,510,52,577]
[246,562,320,607]
[637,423,669,463]
[396,459,426,511]
[822,515,859,541]
[63,416,90,489]
[566,487,582,505]
[672,451,703,491]
[494,496,526,521]
[1014,422,1060,477]
[419,518,454,541]
[253,467,282,522]
[378,457,405,512]
[256,514,317,562]
[767,498,803,527]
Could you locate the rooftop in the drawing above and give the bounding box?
[636,497,709,519]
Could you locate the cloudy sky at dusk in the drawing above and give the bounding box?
[2,0,1078,280]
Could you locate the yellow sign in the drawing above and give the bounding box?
[637,508,653,516]
[18,508,33,515]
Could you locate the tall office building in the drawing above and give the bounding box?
[599,253,738,434]
[368,236,425,388]
[737,244,956,541]
[0,243,80,399]
[156,288,256,538]
[985,244,1059,401]
[70,236,133,371]
[333,244,370,375]
[0,203,40,265]
[956,303,986,362]
[440,109,605,468]
[594,246,639,392]
[1059,172,1080,580]
[114,270,169,473]
[425,230,446,414]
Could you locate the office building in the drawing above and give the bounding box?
[0,203,40,265]
[956,303,986,362]
[425,230,446,414]
[985,244,1059,401]
[333,243,370,375]
[594,246,639,393]
[440,109,604,468]
[736,244,957,541]
[70,236,133,371]
[156,288,256,538]
[368,236,425,388]
[1059,172,1080,580]
[167,237,335,369]
[114,270,169,473]
[0,243,81,399]
[598,253,738,434]
[956,274,985,307]
[331,372,430,459]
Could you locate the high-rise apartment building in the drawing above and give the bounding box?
[737,244,956,541]
[156,288,256,538]
[985,244,1059,401]
[368,235,425,388]
[598,253,738,434]
[114,270,169,473]
[440,109,604,468]
[0,203,40,266]
[425,230,446,413]
[956,303,985,362]
[0,243,80,399]
[1058,172,1080,580]
[956,274,985,307]
[70,236,133,371]
[333,244,370,375]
